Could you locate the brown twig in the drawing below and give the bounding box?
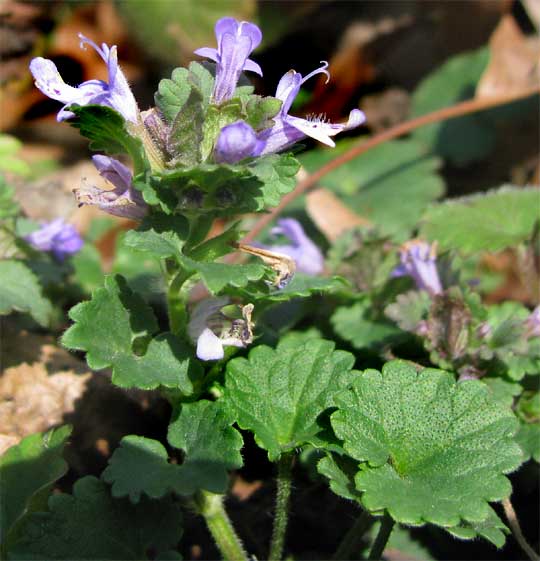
[502,497,540,561]
[240,86,540,245]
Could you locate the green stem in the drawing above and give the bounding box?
[332,510,373,560]
[268,452,294,561]
[167,270,191,339]
[368,513,394,561]
[197,491,248,561]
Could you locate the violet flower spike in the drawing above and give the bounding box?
[188,297,254,361]
[74,155,148,220]
[257,62,366,155]
[25,219,83,261]
[392,239,443,295]
[29,33,138,123]
[194,17,263,104]
[260,218,324,276]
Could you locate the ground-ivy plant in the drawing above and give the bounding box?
[1,13,538,561]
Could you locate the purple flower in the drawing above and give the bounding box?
[261,218,324,276]
[525,306,540,338]
[187,297,254,361]
[74,155,148,220]
[29,34,138,123]
[214,120,264,163]
[194,17,263,104]
[25,219,83,261]
[392,240,443,295]
[258,63,365,155]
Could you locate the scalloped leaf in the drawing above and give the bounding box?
[123,213,189,259]
[420,186,540,253]
[103,400,243,501]
[410,48,493,166]
[224,339,357,460]
[0,260,52,326]
[68,105,147,174]
[9,476,182,560]
[1,426,71,549]
[62,274,203,392]
[515,422,540,463]
[155,67,190,123]
[332,300,404,351]
[331,360,522,527]
[179,256,268,294]
[445,506,509,548]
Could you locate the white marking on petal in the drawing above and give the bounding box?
[197,328,225,361]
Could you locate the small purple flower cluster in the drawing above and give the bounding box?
[25,219,83,261]
[29,18,365,168]
[392,239,443,295]
[198,18,365,162]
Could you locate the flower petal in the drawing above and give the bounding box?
[286,116,336,146]
[92,155,132,191]
[29,58,81,103]
[214,120,258,163]
[196,328,225,361]
[194,47,219,62]
[243,58,263,76]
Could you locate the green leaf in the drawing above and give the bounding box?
[445,506,509,548]
[245,95,282,130]
[123,213,189,259]
[167,399,244,492]
[179,255,268,294]
[0,134,31,176]
[483,301,540,380]
[104,400,243,501]
[299,139,444,240]
[420,186,540,253]
[69,105,147,174]
[249,153,300,209]
[385,290,431,332]
[156,67,191,123]
[0,176,21,219]
[1,426,71,548]
[0,260,52,326]
[10,476,183,560]
[62,274,203,392]
[224,339,357,460]
[200,100,244,161]
[332,300,404,351]
[317,454,363,503]
[168,87,205,166]
[482,377,522,409]
[331,360,522,526]
[515,421,540,463]
[410,48,493,166]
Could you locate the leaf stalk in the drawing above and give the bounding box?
[196,490,248,561]
[367,513,394,560]
[332,510,373,560]
[268,452,295,561]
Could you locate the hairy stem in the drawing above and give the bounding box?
[333,510,373,560]
[503,498,540,561]
[167,269,192,339]
[197,491,248,561]
[269,452,295,561]
[240,86,540,246]
[368,513,394,561]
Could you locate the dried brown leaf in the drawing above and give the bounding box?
[306,188,371,243]
[476,14,540,98]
